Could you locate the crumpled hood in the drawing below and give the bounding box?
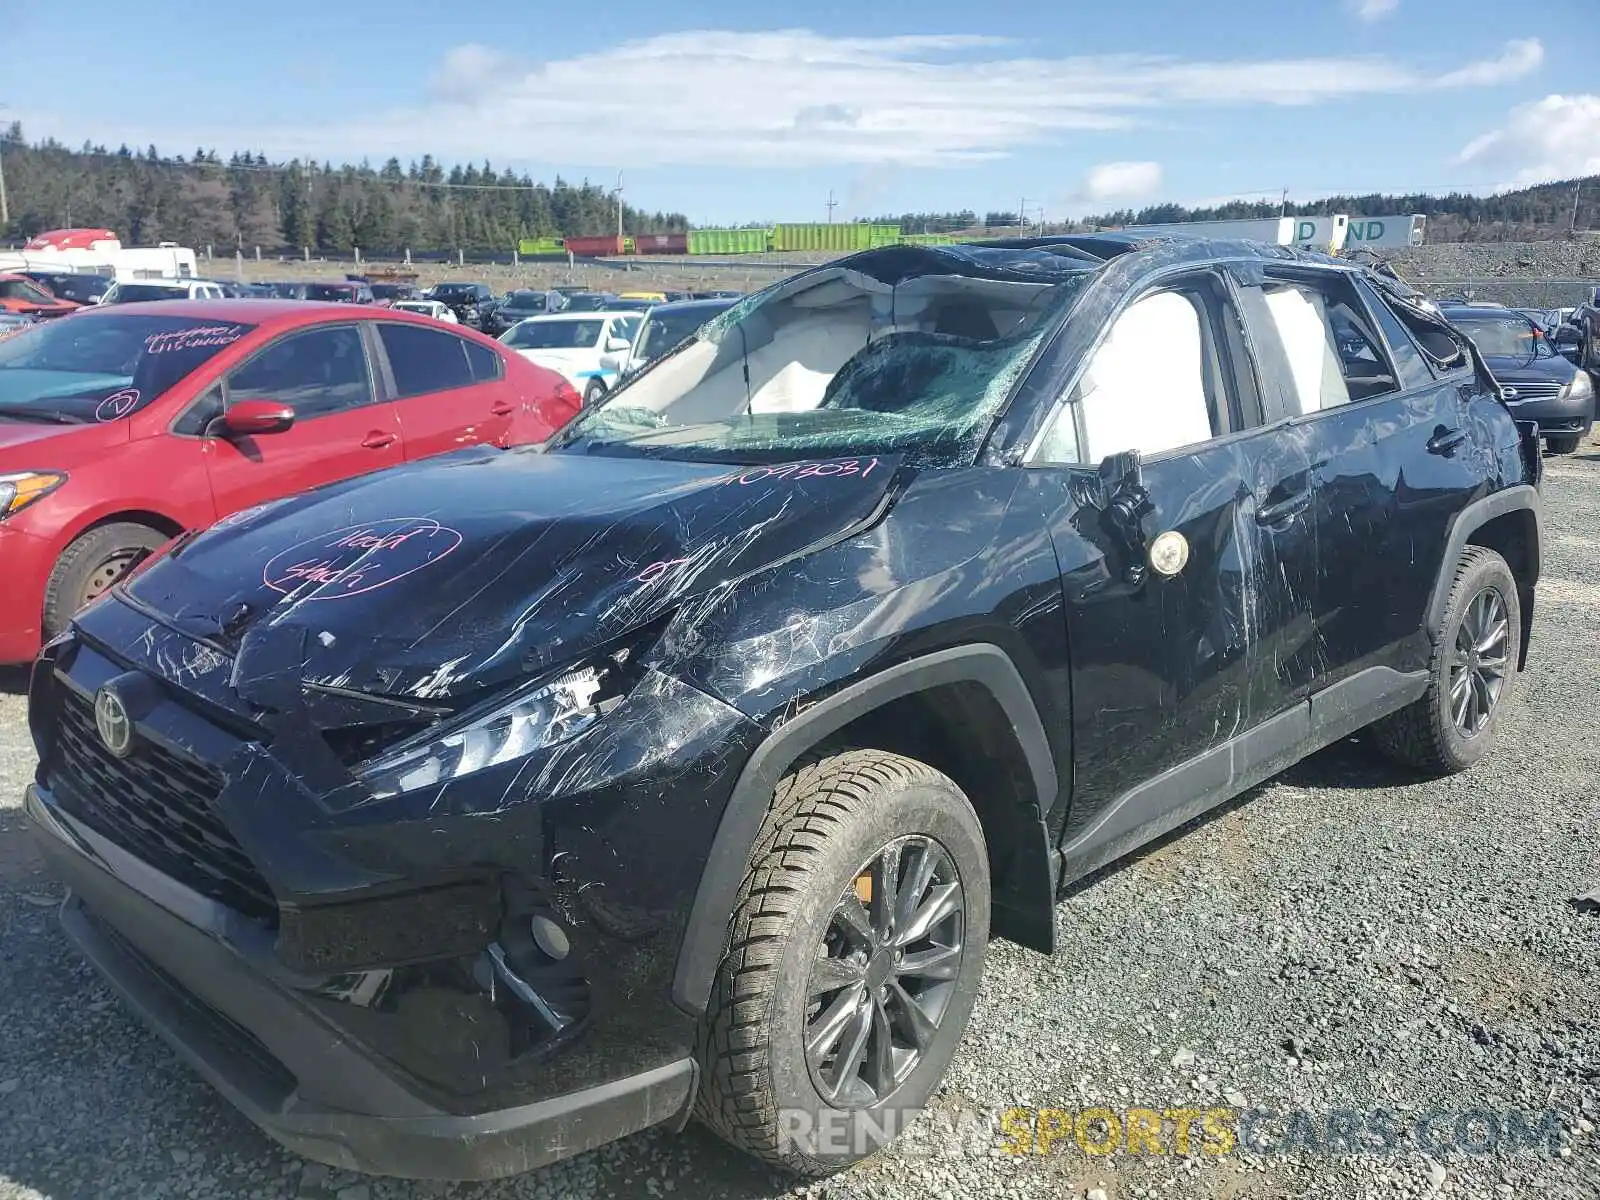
[121,446,898,708]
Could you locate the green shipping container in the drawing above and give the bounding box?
[518,237,565,256]
[770,223,904,253]
[900,233,956,246]
[686,228,771,256]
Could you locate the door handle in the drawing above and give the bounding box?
[362,431,398,450]
[1427,427,1468,456]
[1255,489,1311,526]
[490,400,516,417]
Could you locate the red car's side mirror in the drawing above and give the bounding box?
[214,399,295,437]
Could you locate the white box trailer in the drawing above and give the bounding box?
[1343,215,1426,249]
[1118,215,1350,253]
[12,228,198,282]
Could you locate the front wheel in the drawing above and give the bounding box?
[1370,546,1520,775]
[695,750,990,1176]
[43,523,170,638]
[1546,435,1580,455]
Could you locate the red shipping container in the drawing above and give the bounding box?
[562,235,627,257]
[633,233,688,255]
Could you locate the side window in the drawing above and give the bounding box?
[1352,277,1435,390]
[464,339,503,383]
[1260,273,1399,413]
[378,324,476,397]
[226,326,373,420]
[1036,290,1219,463]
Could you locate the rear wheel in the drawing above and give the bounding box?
[695,750,990,1176]
[43,523,170,638]
[1370,546,1519,776]
[1546,435,1580,455]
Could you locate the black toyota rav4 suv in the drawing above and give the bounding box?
[25,237,1543,1181]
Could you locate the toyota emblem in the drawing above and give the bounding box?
[94,688,134,758]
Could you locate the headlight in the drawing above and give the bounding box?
[0,471,68,520]
[1562,371,1593,400]
[357,655,633,802]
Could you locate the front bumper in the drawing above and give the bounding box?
[1501,390,1595,439]
[27,782,697,1180]
[0,522,54,664]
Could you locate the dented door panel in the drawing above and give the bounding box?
[1040,425,1316,848]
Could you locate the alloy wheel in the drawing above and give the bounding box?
[803,835,965,1108]
[1449,587,1509,737]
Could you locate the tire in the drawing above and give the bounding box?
[583,379,607,407]
[1370,546,1519,776]
[1546,435,1580,455]
[694,749,990,1176]
[43,523,170,638]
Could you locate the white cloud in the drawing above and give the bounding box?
[1457,93,1600,188]
[1434,38,1543,88]
[1084,161,1164,200]
[1350,0,1399,22]
[13,32,1548,171]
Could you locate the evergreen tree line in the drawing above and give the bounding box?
[0,125,688,254]
[3,122,1593,251]
[875,178,1598,243]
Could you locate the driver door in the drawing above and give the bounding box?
[1029,270,1321,875]
[193,323,405,516]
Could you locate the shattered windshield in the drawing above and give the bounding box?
[552,245,1094,467]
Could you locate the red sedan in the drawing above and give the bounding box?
[0,273,80,320]
[0,300,580,664]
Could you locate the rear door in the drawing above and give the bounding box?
[1029,268,1320,865]
[1235,266,1485,685]
[371,321,516,457]
[196,322,406,514]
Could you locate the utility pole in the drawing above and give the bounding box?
[1018,197,1029,234]
[0,103,10,230]
[825,190,837,224]
[612,171,624,241]
[1279,188,1288,217]
[1571,183,1582,236]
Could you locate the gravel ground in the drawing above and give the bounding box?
[1,448,1598,1200]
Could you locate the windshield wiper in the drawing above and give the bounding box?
[0,404,85,425]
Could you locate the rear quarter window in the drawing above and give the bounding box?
[378,323,476,397]
[465,339,503,383]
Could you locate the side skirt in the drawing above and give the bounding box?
[1056,666,1427,889]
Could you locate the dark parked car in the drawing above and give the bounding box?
[559,291,619,313]
[18,270,114,307]
[484,289,567,336]
[619,296,737,376]
[25,238,1542,1182]
[1441,305,1594,453]
[303,281,376,305]
[368,282,418,306]
[431,282,497,328]
[598,296,657,313]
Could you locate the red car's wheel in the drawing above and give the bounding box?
[43,523,171,638]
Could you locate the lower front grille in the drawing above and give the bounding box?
[50,685,278,923]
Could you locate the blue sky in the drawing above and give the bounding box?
[7,0,1598,225]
